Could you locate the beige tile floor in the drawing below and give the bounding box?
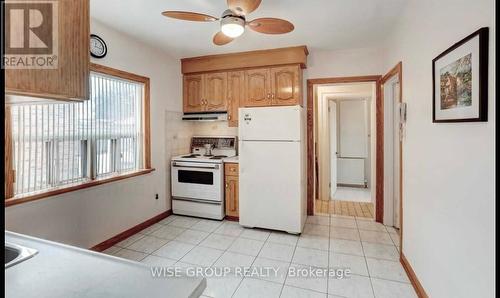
[102,214,415,298]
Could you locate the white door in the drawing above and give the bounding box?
[239,106,302,141]
[392,82,401,229]
[329,101,338,198]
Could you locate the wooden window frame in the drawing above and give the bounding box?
[4,63,153,207]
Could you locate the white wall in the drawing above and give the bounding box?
[5,19,183,248]
[384,0,495,297]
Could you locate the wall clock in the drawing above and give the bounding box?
[90,34,107,58]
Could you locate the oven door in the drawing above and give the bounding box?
[171,161,223,202]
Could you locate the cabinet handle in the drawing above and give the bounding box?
[228,115,231,120]
[225,183,229,188]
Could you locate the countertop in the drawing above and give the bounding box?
[223,156,239,163]
[5,231,206,298]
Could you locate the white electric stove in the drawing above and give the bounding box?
[171,136,237,220]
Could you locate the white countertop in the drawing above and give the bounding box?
[223,156,239,163]
[5,231,206,298]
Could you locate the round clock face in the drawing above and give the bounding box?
[90,34,107,58]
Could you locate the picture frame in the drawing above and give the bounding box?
[432,27,489,122]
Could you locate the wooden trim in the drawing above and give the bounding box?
[380,62,403,252]
[4,106,15,199]
[224,216,239,222]
[306,76,383,220]
[401,253,429,298]
[90,210,172,252]
[90,63,152,169]
[375,78,384,223]
[5,169,155,207]
[181,46,309,74]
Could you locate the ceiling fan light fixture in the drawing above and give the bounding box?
[221,16,245,38]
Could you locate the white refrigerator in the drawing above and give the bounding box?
[238,106,306,234]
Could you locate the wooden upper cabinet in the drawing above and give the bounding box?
[244,68,271,107]
[227,71,244,127]
[271,65,301,106]
[5,0,90,101]
[183,74,204,113]
[204,72,228,112]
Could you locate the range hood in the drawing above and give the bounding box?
[182,112,228,122]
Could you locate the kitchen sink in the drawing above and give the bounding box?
[5,242,38,268]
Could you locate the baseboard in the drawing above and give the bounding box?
[90,209,172,252]
[400,253,428,298]
[225,215,239,222]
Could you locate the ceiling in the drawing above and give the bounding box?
[90,0,406,59]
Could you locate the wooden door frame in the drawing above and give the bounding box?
[380,62,403,253]
[306,75,384,222]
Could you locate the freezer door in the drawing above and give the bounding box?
[239,140,305,233]
[239,106,303,141]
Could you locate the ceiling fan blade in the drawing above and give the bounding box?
[247,18,294,34]
[227,0,262,16]
[213,31,234,46]
[161,11,218,22]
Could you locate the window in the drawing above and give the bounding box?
[5,64,152,204]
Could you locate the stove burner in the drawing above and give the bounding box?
[210,155,228,160]
[182,154,200,158]
[203,154,214,157]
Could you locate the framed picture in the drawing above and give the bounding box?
[432,27,489,122]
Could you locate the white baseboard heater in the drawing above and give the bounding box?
[337,157,366,187]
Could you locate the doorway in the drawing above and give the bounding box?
[313,82,376,218]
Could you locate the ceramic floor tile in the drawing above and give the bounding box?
[356,221,388,232]
[214,251,256,268]
[366,258,410,282]
[371,278,417,298]
[292,247,329,268]
[329,252,369,276]
[285,264,328,293]
[385,226,399,234]
[362,242,399,261]
[359,230,393,245]
[228,237,265,257]
[200,233,236,250]
[240,228,271,241]
[306,215,331,226]
[233,277,283,298]
[152,240,195,260]
[330,217,357,229]
[113,248,147,262]
[214,221,245,237]
[158,215,179,225]
[139,223,163,235]
[303,224,330,237]
[280,285,328,298]
[203,274,243,298]
[175,229,210,245]
[126,235,169,254]
[168,216,200,229]
[102,245,122,255]
[190,219,224,233]
[328,274,374,298]
[180,246,224,267]
[251,257,290,284]
[115,233,145,248]
[389,233,400,246]
[259,242,296,262]
[297,234,330,251]
[267,232,299,246]
[150,225,186,240]
[330,239,364,256]
[330,227,360,241]
[141,255,177,267]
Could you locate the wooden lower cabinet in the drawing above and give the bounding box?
[224,163,239,218]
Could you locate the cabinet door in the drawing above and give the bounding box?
[270,65,302,106]
[227,71,244,127]
[204,72,228,112]
[244,68,271,107]
[225,175,239,217]
[183,74,204,113]
[5,0,90,101]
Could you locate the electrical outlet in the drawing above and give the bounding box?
[155,194,159,200]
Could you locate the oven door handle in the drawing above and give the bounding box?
[172,162,220,170]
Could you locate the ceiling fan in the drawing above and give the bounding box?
[162,0,294,46]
